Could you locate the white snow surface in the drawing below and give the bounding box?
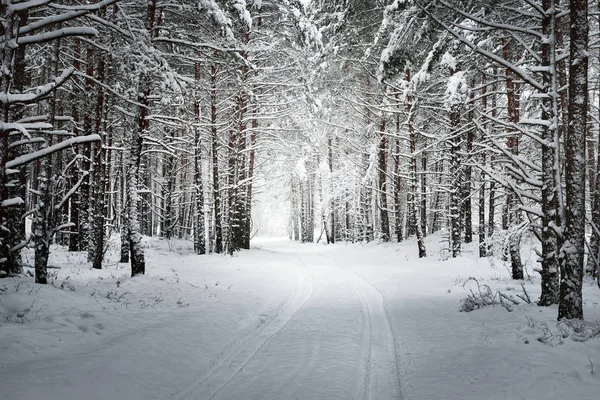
[1,234,600,399]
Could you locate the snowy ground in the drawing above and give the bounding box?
[1,234,600,400]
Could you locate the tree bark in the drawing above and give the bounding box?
[504,40,523,279]
[193,62,205,255]
[378,118,390,242]
[210,64,222,253]
[478,73,487,258]
[538,0,560,305]
[406,68,426,257]
[559,0,587,320]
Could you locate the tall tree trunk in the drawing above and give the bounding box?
[478,73,487,258]
[128,91,147,276]
[193,62,205,255]
[244,106,258,249]
[210,64,222,253]
[328,136,335,243]
[504,41,523,279]
[128,0,157,276]
[394,95,403,242]
[538,0,560,305]
[449,104,462,258]
[406,68,426,257]
[79,44,95,251]
[3,7,29,272]
[378,118,390,242]
[559,0,587,320]
[463,92,474,244]
[91,54,106,269]
[92,142,107,269]
[420,154,427,237]
[34,31,62,283]
[586,0,600,283]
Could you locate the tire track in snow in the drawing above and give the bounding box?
[260,328,321,400]
[171,255,314,400]
[325,254,404,400]
[354,283,374,400]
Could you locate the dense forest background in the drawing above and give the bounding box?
[1,0,598,321]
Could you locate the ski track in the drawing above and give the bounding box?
[171,255,314,400]
[189,245,403,400]
[325,254,403,400]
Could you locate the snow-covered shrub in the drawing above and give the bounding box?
[557,320,600,343]
[460,277,497,312]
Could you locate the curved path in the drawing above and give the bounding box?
[175,243,403,400]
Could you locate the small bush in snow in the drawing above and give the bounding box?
[460,278,533,313]
[557,320,600,343]
[460,277,497,312]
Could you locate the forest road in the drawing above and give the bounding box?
[174,242,403,400]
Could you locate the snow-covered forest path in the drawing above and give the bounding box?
[3,236,600,400]
[173,241,402,400]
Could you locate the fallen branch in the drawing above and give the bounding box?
[499,292,520,305]
[23,264,61,269]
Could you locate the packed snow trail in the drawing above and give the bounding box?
[0,239,402,400]
[4,236,600,400]
[172,242,402,400]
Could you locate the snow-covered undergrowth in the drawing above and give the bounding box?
[1,233,599,399]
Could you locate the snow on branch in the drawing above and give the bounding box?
[54,171,88,211]
[52,222,75,234]
[416,2,544,92]
[48,0,118,11]
[445,71,468,109]
[0,122,32,139]
[8,0,52,12]
[7,134,101,169]
[233,0,253,29]
[152,37,244,53]
[17,27,98,45]
[197,0,234,40]
[19,11,87,35]
[73,70,149,109]
[0,68,74,105]
[8,137,46,149]
[1,197,24,208]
